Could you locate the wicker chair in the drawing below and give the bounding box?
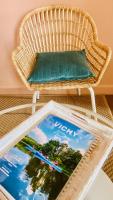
[12,5,112,114]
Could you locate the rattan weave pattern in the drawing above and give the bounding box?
[12,5,112,90]
[0,95,113,181]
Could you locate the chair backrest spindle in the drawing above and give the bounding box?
[20,7,95,54]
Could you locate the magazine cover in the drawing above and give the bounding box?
[0,113,95,200]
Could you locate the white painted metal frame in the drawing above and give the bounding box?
[0,102,112,128]
[32,86,96,115]
[88,87,96,114]
[32,91,40,114]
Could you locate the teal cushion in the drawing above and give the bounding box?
[27,50,94,83]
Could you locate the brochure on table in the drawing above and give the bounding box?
[0,101,113,200]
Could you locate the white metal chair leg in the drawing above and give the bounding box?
[77,88,81,96]
[32,91,40,114]
[88,87,96,114]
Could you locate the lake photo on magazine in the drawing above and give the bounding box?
[0,114,95,200]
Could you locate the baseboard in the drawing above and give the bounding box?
[0,85,113,95]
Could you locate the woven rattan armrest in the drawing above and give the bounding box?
[87,41,112,86]
[12,46,36,90]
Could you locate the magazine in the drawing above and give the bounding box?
[0,101,113,200]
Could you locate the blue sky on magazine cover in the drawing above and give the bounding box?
[28,114,95,155]
[0,147,49,200]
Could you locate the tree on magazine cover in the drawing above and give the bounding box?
[16,137,82,200]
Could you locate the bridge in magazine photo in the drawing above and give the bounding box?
[23,141,63,173]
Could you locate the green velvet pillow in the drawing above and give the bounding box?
[27,50,94,83]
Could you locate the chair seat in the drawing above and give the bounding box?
[30,77,96,90]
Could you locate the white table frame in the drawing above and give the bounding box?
[0,102,113,200]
